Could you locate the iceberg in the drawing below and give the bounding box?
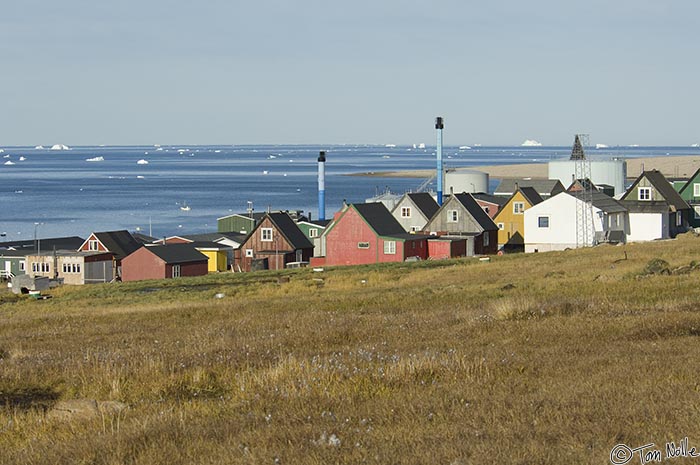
[692,143,699,147]
[4,160,15,165]
[0,149,4,153]
[18,156,26,161]
[595,143,608,149]
[86,156,105,162]
[459,145,471,150]
[34,145,45,149]
[50,144,71,150]
[137,159,149,165]
[521,139,542,147]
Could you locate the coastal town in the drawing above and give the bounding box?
[2,135,699,294]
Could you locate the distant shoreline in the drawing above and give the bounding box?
[347,155,700,180]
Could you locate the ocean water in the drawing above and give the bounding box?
[0,144,698,240]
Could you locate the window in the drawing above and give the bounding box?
[538,216,550,228]
[410,226,418,232]
[483,234,489,247]
[447,210,458,223]
[401,207,411,218]
[172,264,181,278]
[694,183,700,197]
[497,223,504,230]
[513,202,525,214]
[261,228,273,242]
[19,261,25,272]
[88,240,99,251]
[677,212,683,226]
[483,206,490,214]
[245,249,253,257]
[357,242,370,249]
[383,241,396,255]
[694,206,700,220]
[638,187,651,201]
[308,228,318,238]
[62,264,68,273]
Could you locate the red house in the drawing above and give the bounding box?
[121,244,208,282]
[313,203,429,267]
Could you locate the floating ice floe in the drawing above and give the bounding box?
[595,144,609,149]
[34,145,44,149]
[18,156,26,161]
[50,144,71,150]
[4,160,15,165]
[385,144,396,148]
[459,145,471,150]
[137,159,149,165]
[692,143,699,147]
[136,175,145,179]
[86,156,104,162]
[521,139,542,147]
[263,170,269,175]
[0,149,4,153]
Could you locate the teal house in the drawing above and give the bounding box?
[677,168,700,227]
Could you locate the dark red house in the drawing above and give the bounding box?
[121,244,208,282]
[312,203,429,267]
[236,212,314,272]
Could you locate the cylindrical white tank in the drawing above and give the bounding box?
[444,169,489,194]
[548,158,627,195]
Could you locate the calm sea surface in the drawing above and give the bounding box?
[1,144,698,240]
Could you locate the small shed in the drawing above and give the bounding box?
[121,244,208,281]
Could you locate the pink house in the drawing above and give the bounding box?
[312,203,429,267]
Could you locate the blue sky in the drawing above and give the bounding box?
[2,1,699,146]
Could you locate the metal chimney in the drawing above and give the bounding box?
[318,151,326,221]
[435,117,444,205]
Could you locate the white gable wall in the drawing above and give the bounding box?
[627,212,668,242]
[524,193,605,253]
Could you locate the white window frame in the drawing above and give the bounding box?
[308,228,318,238]
[677,212,683,226]
[357,242,370,249]
[401,207,411,218]
[497,223,504,230]
[483,233,489,247]
[245,249,253,257]
[447,210,458,223]
[383,241,396,255]
[513,202,525,214]
[261,228,273,242]
[538,216,550,228]
[694,206,700,220]
[694,183,700,197]
[172,264,181,278]
[638,187,651,201]
[88,240,99,251]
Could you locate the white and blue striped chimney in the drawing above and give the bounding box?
[318,150,326,221]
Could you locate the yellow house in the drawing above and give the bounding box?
[193,244,232,272]
[494,186,543,251]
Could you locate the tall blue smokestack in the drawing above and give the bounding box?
[436,117,444,205]
[318,150,326,221]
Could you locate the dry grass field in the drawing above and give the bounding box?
[3,234,700,464]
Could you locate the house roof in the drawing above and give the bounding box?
[0,236,85,252]
[405,192,440,219]
[589,191,628,213]
[619,200,672,214]
[267,212,314,250]
[181,232,247,244]
[353,202,408,237]
[143,244,208,264]
[186,241,233,250]
[132,232,158,244]
[471,192,509,206]
[494,179,565,197]
[452,193,499,231]
[297,220,331,228]
[679,167,700,196]
[90,230,142,259]
[624,170,690,210]
[519,186,544,206]
[217,212,266,222]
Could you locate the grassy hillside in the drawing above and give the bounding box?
[3,234,700,464]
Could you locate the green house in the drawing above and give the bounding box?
[295,220,331,242]
[217,213,265,234]
[0,250,28,280]
[677,168,700,227]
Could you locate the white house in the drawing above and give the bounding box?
[524,192,628,253]
[390,192,440,233]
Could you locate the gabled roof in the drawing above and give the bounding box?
[519,186,543,206]
[590,191,627,213]
[89,230,142,259]
[623,170,690,210]
[678,167,700,196]
[267,212,314,250]
[143,244,208,264]
[132,232,158,244]
[297,220,331,228]
[187,241,233,250]
[452,193,499,231]
[217,212,266,222]
[471,192,509,206]
[353,203,408,237]
[405,193,440,219]
[620,200,671,214]
[494,179,565,197]
[180,232,247,244]
[0,236,85,251]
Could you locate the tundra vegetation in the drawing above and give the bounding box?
[2,233,700,464]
